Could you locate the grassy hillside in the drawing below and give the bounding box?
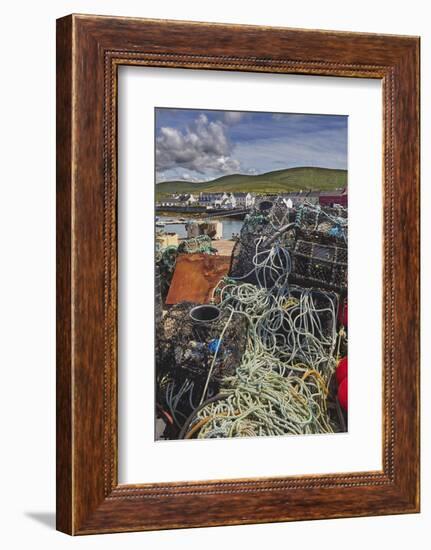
[156,167,347,198]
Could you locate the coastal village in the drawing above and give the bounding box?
[156,188,348,212]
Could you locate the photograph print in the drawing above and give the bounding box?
[154,107,348,441]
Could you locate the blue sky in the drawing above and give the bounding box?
[155,108,347,183]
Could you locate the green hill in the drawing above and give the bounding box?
[156,167,347,198]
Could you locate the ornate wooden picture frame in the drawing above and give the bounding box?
[56,14,420,535]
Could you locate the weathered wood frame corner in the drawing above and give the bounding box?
[56,14,420,535]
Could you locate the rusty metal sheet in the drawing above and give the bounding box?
[166,253,231,305]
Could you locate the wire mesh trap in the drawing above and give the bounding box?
[290,232,347,293]
[156,301,248,438]
[155,200,348,440]
[157,302,247,381]
[229,203,296,287]
[230,202,347,293]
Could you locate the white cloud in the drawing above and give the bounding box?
[224,111,244,124]
[156,114,241,175]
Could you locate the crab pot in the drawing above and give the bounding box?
[290,231,347,293]
[156,302,247,383]
[230,206,295,288]
[259,200,274,212]
[156,301,247,434]
[189,304,221,324]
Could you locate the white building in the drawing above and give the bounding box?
[214,192,236,208]
[186,193,197,205]
[234,192,255,209]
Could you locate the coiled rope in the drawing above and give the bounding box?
[185,240,338,439]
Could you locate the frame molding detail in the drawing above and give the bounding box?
[57,14,420,534]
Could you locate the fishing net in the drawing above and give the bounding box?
[230,202,347,294]
[155,200,348,440]
[155,301,248,438]
[155,245,178,301]
[229,204,296,286]
[156,235,218,301]
[290,204,348,293]
[156,302,247,383]
[177,234,217,254]
[295,203,347,234]
[290,229,348,293]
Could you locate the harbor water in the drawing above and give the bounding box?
[158,216,244,240]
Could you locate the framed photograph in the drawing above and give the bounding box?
[56,14,420,534]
